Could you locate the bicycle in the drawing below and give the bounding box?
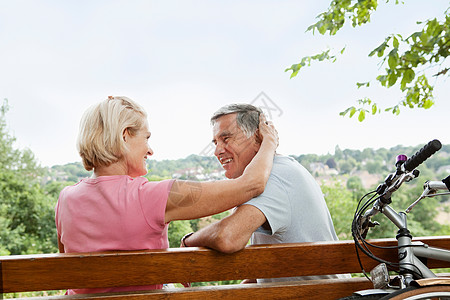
[340,139,450,299]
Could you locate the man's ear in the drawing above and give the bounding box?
[254,129,262,145]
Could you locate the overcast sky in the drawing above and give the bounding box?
[1,1,449,167]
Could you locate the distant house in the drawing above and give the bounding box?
[172,166,225,180]
[437,165,450,175]
[172,166,204,179]
[350,170,382,189]
[310,162,339,176]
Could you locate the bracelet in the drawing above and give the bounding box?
[181,232,194,247]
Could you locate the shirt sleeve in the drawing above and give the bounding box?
[243,174,291,235]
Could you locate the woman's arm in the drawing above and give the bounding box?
[57,234,65,253]
[165,117,277,223]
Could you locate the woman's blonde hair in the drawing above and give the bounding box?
[77,96,147,171]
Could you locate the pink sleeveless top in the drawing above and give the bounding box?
[55,175,174,294]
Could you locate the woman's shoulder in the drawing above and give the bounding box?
[62,176,131,192]
[134,177,175,191]
[65,175,175,193]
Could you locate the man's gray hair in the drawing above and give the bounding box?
[211,104,263,138]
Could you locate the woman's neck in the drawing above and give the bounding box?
[92,161,128,178]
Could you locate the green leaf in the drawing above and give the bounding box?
[372,104,378,115]
[419,32,430,44]
[401,68,415,86]
[356,82,370,88]
[349,107,357,118]
[393,36,399,49]
[358,98,371,105]
[392,105,400,115]
[423,99,434,109]
[287,49,340,79]
[377,75,387,87]
[339,107,351,116]
[285,62,305,78]
[318,25,327,35]
[358,110,366,122]
[403,51,420,64]
[387,72,398,87]
[388,49,398,69]
[306,24,316,33]
[426,18,439,36]
[369,39,389,57]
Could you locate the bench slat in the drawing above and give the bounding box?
[12,278,375,300]
[1,236,450,293]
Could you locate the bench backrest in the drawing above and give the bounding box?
[1,236,449,296]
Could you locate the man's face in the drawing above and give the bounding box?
[212,113,260,179]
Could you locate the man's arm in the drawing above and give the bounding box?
[183,204,267,253]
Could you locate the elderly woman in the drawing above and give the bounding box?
[55,96,277,294]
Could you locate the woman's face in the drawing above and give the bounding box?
[123,119,153,177]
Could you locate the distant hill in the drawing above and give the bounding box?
[45,143,450,186]
[45,154,224,183]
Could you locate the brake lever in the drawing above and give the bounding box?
[406,179,450,213]
[379,170,420,206]
[358,215,380,239]
[405,187,429,213]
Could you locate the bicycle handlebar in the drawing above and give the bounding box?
[403,139,442,171]
[356,139,443,237]
[426,180,450,192]
[443,174,450,191]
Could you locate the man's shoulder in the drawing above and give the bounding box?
[270,155,318,189]
[272,155,305,174]
[273,155,294,166]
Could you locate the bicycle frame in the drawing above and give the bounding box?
[381,204,450,284]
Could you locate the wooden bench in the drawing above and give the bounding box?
[1,236,450,299]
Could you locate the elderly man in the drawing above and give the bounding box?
[182,104,342,282]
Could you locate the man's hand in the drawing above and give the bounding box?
[241,279,257,284]
[179,232,194,287]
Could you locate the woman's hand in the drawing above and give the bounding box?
[257,114,278,150]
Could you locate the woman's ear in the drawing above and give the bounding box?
[122,128,129,142]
